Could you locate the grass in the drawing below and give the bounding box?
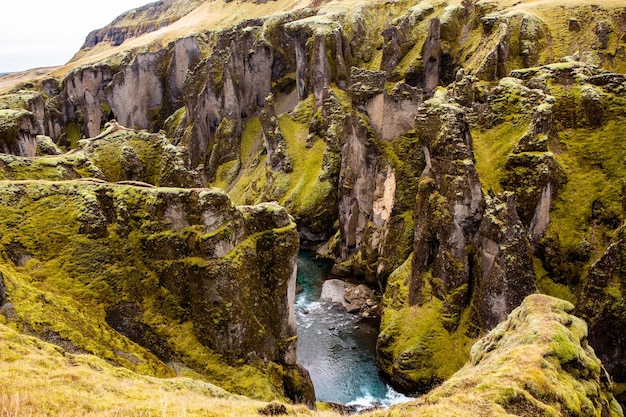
[0,323,339,417]
[472,119,528,194]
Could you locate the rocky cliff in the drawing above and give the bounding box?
[0,179,314,405]
[1,0,626,411]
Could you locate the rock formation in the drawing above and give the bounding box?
[373,295,624,416]
[1,0,626,411]
[0,179,314,405]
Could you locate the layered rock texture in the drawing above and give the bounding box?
[2,0,626,412]
[0,179,313,405]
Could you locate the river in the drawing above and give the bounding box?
[295,251,411,410]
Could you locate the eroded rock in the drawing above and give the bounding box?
[380,295,623,416]
[0,180,314,405]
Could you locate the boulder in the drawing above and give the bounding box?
[320,279,380,318]
[320,279,351,305]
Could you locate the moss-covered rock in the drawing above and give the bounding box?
[473,192,537,331]
[576,221,626,393]
[371,295,624,416]
[0,109,39,157]
[0,179,313,405]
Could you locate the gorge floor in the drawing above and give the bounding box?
[294,251,411,410]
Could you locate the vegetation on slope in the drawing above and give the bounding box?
[0,323,336,417]
[1,0,626,414]
[0,180,305,402]
[370,295,623,417]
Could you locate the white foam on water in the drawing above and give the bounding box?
[345,385,413,411]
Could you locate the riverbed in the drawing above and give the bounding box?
[295,251,411,409]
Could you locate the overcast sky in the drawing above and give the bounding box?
[0,0,150,73]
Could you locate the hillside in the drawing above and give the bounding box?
[1,0,626,415]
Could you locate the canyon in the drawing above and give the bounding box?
[1,0,626,415]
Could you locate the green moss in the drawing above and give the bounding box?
[378,255,474,390]
[226,118,266,205]
[535,258,576,304]
[213,159,241,190]
[547,119,626,250]
[0,181,300,403]
[65,121,82,149]
[373,295,622,416]
[163,106,186,137]
[472,120,527,194]
[226,103,332,234]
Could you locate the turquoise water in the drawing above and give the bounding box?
[295,251,410,409]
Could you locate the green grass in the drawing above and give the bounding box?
[472,120,527,194]
[549,119,626,248]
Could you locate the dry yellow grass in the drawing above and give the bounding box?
[2,0,624,86]
[0,67,58,94]
[0,322,341,417]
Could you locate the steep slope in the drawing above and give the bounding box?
[0,323,332,417]
[369,295,623,417]
[2,293,621,416]
[0,180,313,405]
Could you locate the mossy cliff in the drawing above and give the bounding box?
[0,121,200,187]
[376,90,537,393]
[369,295,623,417]
[0,179,314,405]
[1,0,626,412]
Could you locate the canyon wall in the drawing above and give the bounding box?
[1,0,626,408]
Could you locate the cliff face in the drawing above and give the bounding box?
[0,179,313,405]
[1,0,626,410]
[81,0,206,49]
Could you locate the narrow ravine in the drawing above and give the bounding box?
[295,251,411,410]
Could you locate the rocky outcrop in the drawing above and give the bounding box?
[0,179,314,405]
[81,0,205,48]
[421,18,442,95]
[474,192,536,331]
[106,51,166,131]
[577,222,626,402]
[260,93,292,173]
[0,109,39,157]
[0,90,46,135]
[2,0,626,409]
[337,101,378,261]
[377,90,542,392]
[409,90,483,317]
[183,19,275,171]
[0,121,199,187]
[374,295,624,416]
[285,15,351,106]
[60,65,116,139]
[320,279,380,318]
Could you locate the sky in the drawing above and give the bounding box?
[0,0,151,73]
